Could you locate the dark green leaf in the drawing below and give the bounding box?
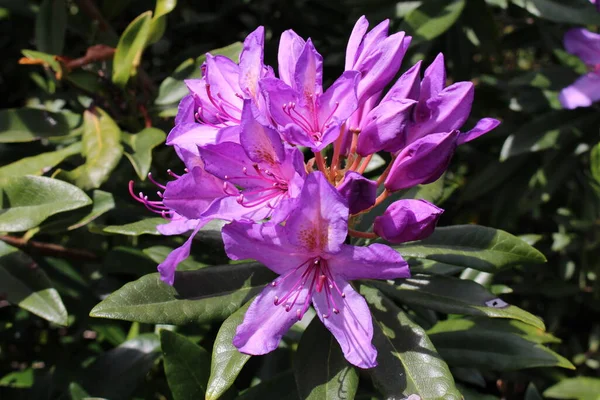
[525,383,543,400]
[369,274,545,329]
[35,0,66,54]
[0,108,71,143]
[206,300,253,400]
[544,377,600,400]
[147,0,177,45]
[400,0,466,45]
[0,242,68,325]
[237,371,298,400]
[161,330,210,400]
[68,382,90,400]
[112,11,153,87]
[0,142,81,179]
[591,141,600,186]
[531,0,600,24]
[90,262,275,324]
[122,127,166,180]
[103,217,164,236]
[0,368,34,388]
[361,286,461,400]
[143,246,207,271]
[294,318,358,400]
[395,225,546,273]
[0,175,92,232]
[38,190,115,233]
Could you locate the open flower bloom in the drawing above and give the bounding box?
[559,28,600,109]
[222,172,410,368]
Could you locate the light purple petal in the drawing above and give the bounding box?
[327,243,410,280]
[162,167,225,219]
[285,172,348,254]
[239,26,266,99]
[200,195,273,222]
[559,72,600,109]
[260,77,297,127]
[199,142,260,188]
[240,100,286,166]
[373,199,443,244]
[345,15,369,70]
[167,123,221,155]
[354,19,390,67]
[312,279,377,368]
[336,171,377,214]
[157,221,206,285]
[385,130,459,192]
[564,28,600,66]
[294,39,324,102]
[157,214,200,235]
[175,94,195,125]
[458,118,501,145]
[420,53,446,101]
[204,54,243,120]
[233,268,310,355]
[384,61,422,102]
[278,30,306,87]
[281,123,317,149]
[317,70,360,126]
[215,125,241,144]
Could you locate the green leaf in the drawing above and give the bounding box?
[143,246,207,271]
[544,377,600,400]
[61,108,123,190]
[20,49,63,76]
[361,286,461,400]
[0,142,81,179]
[369,274,545,329]
[90,262,275,324]
[103,217,165,236]
[154,42,243,105]
[428,318,574,371]
[147,0,177,45]
[0,175,92,232]
[591,141,600,186]
[161,330,210,400]
[206,300,253,400]
[294,318,358,400]
[0,108,72,143]
[0,242,68,325]
[68,382,91,400]
[531,0,600,24]
[38,190,115,233]
[0,368,34,388]
[112,11,153,87]
[400,0,466,45]
[35,0,67,54]
[121,127,166,180]
[237,371,298,400]
[395,225,546,273]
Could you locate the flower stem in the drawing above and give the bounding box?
[329,124,346,181]
[348,229,378,239]
[357,154,373,175]
[376,155,396,186]
[315,151,327,174]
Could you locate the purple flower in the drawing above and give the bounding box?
[261,32,360,151]
[559,28,600,109]
[374,199,443,243]
[222,172,410,368]
[336,171,377,214]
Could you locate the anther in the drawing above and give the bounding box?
[333,308,339,314]
[296,309,302,320]
[273,296,279,305]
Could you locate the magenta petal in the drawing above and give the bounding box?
[312,279,377,368]
[240,100,285,165]
[162,167,225,219]
[281,123,316,149]
[374,199,443,244]
[167,123,220,155]
[564,28,600,66]
[420,53,446,101]
[559,72,600,109]
[200,195,273,222]
[278,30,306,87]
[357,99,416,156]
[157,214,200,235]
[239,26,265,99]
[337,171,377,214]
[458,118,501,145]
[385,130,459,192]
[260,78,297,127]
[215,125,241,144]
[204,54,243,120]
[158,222,206,285]
[233,269,310,355]
[175,94,195,125]
[318,70,360,125]
[420,81,474,135]
[345,15,369,70]
[199,142,259,187]
[327,243,410,280]
[285,172,348,254]
[294,39,324,101]
[384,61,422,102]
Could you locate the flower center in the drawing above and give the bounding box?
[194,83,243,127]
[281,100,339,145]
[270,257,345,320]
[223,164,289,210]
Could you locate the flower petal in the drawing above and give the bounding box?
[175,94,195,125]
[240,100,286,166]
[384,60,422,102]
[294,39,324,101]
[204,54,243,120]
[328,243,410,280]
[345,15,369,70]
[317,70,360,126]
[157,213,200,235]
[167,123,221,155]
[162,167,225,219]
[559,72,600,109]
[312,279,377,368]
[336,171,377,214]
[564,28,600,66]
[458,117,501,145]
[158,221,206,285]
[260,77,297,127]
[420,53,446,101]
[239,26,266,99]
[199,142,261,188]
[373,199,443,244]
[278,30,306,87]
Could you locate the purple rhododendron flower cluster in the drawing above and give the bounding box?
[131,17,499,368]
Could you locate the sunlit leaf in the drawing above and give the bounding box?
[112,11,153,87]
[544,377,600,400]
[0,108,72,143]
[121,127,166,180]
[0,142,81,179]
[103,218,165,236]
[35,0,66,54]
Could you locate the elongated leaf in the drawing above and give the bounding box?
[591,141,600,186]
[428,318,574,371]
[369,274,545,329]
[0,368,34,388]
[0,108,72,143]
[531,0,600,24]
[103,218,165,236]
[35,0,66,54]
[0,142,81,179]
[395,225,546,273]
[237,371,298,400]
[90,263,275,324]
[544,377,600,400]
[361,286,461,400]
[400,0,466,44]
[206,301,253,400]
[148,0,177,44]
[154,42,243,105]
[143,246,207,271]
[62,108,123,190]
[161,330,210,400]
[121,128,166,180]
[112,11,153,87]
[294,318,358,400]
[0,242,67,325]
[0,175,92,232]
[68,382,91,400]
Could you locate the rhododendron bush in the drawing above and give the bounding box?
[1,1,600,399]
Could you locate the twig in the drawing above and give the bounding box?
[0,235,99,261]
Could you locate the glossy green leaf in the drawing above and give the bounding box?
[0,242,68,325]
[35,0,66,54]
[154,42,243,105]
[61,108,123,190]
[103,217,164,236]
[161,330,210,400]
[395,225,546,273]
[20,49,63,76]
[237,371,298,400]
[90,262,275,324]
[68,382,91,400]
[0,175,92,232]
[362,286,461,400]
[122,127,166,180]
[428,318,574,371]
[112,11,153,87]
[148,0,177,45]
[400,0,466,45]
[206,300,252,400]
[294,318,358,400]
[531,0,600,24]
[143,246,207,271]
[591,141,600,186]
[525,383,544,400]
[0,141,81,179]
[38,190,115,233]
[0,108,72,143]
[369,274,545,329]
[0,368,33,388]
[544,377,600,400]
